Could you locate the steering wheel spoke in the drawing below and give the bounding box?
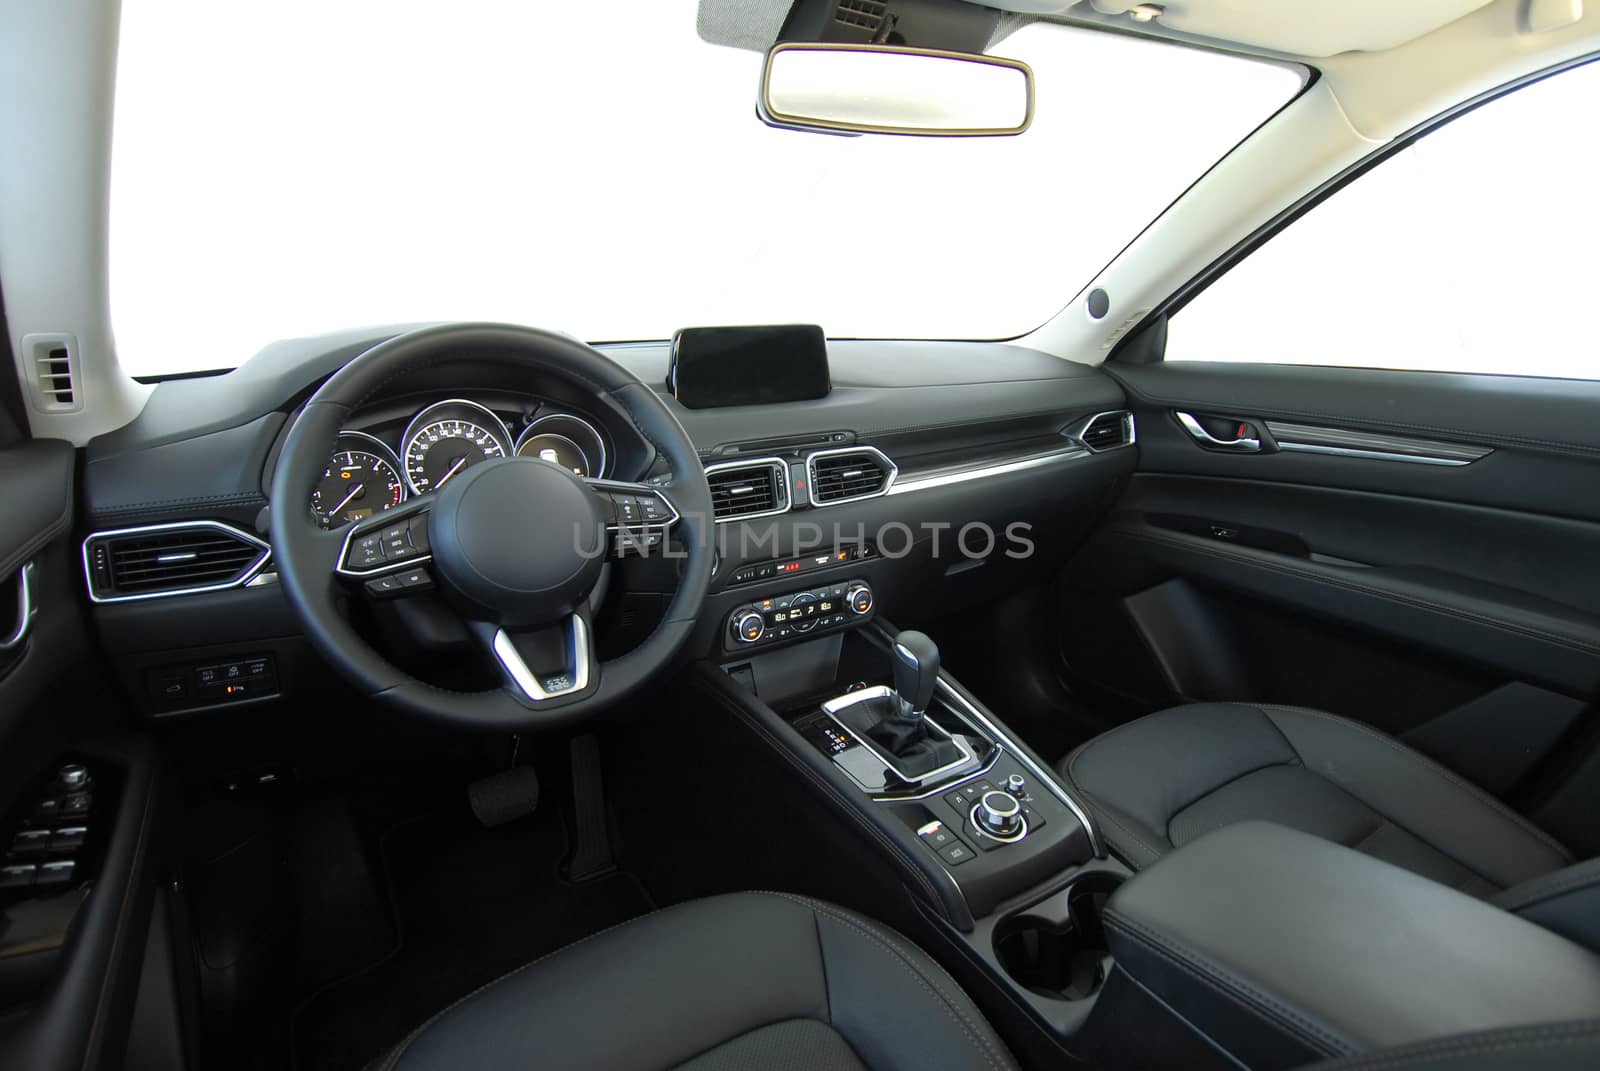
[474,609,598,705]
[584,478,681,559]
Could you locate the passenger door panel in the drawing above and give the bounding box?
[1060,362,1600,855]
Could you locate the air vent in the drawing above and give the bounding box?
[705,459,790,522]
[835,0,889,33]
[807,447,897,505]
[1076,411,1136,452]
[22,333,82,413]
[83,522,270,602]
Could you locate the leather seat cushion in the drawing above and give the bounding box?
[1058,702,1570,896]
[370,891,1017,1071]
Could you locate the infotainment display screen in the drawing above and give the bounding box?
[667,325,831,409]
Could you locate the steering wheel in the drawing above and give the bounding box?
[268,323,715,730]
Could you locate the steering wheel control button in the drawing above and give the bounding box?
[396,569,433,591]
[365,575,404,598]
[346,532,388,570]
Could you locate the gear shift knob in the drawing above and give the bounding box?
[892,631,940,720]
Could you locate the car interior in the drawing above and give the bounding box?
[3,1,1600,1069]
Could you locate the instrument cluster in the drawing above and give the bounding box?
[310,397,611,529]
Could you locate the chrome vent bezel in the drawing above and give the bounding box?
[704,457,792,523]
[1074,411,1136,452]
[805,446,897,507]
[83,521,271,603]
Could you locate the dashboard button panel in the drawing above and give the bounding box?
[725,580,874,651]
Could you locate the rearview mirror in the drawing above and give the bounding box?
[759,42,1033,137]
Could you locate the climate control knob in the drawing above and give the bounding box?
[732,611,765,644]
[847,584,874,615]
[974,790,1024,839]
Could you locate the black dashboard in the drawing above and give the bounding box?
[78,327,1138,718]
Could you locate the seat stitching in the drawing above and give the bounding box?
[1495,865,1600,911]
[1304,1022,1600,1071]
[1056,777,1165,866]
[1255,705,1571,862]
[1102,910,1350,1057]
[759,892,1016,1071]
[374,905,661,1070]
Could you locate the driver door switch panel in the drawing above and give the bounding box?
[724,580,874,651]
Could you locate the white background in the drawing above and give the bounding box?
[109,0,1298,375]
[1175,58,1600,380]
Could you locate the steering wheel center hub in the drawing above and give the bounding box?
[428,457,605,626]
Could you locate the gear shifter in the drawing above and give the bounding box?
[862,630,963,778]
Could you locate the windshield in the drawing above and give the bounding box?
[109,2,1301,377]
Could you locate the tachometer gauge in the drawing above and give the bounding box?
[514,413,607,479]
[310,432,407,529]
[400,399,512,494]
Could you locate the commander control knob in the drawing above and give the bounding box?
[732,611,765,645]
[975,790,1024,838]
[847,584,874,615]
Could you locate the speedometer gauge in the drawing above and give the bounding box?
[311,432,407,529]
[400,399,512,494]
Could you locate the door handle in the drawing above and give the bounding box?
[0,561,37,650]
[1176,412,1262,453]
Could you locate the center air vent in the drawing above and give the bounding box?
[1076,411,1136,452]
[807,447,897,506]
[83,522,270,602]
[705,459,791,522]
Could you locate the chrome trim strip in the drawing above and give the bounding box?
[515,412,609,479]
[887,445,1090,496]
[1074,410,1138,451]
[821,685,978,785]
[1277,442,1473,467]
[399,398,515,495]
[82,521,272,604]
[968,800,1029,844]
[493,615,591,701]
[805,445,899,507]
[933,677,1104,857]
[1266,421,1489,466]
[0,562,37,649]
[704,456,793,523]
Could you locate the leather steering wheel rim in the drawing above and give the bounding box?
[268,323,715,730]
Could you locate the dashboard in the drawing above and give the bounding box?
[77,329,1139,718]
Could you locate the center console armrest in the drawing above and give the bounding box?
[1098,822,1600,1070]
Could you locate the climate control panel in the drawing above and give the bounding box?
[726,580,875,650]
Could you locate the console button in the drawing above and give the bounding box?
[939,842,974,867]
[36,860,75,887]
[917,821,957,851]
[10,829,51,855]
[1021,805,1045,830]
[0,864,36,889]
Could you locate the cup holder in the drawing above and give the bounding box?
[993,871,1123,1001]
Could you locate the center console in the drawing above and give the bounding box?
[706,607,1129,1056]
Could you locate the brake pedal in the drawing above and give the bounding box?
[467,765,541,828]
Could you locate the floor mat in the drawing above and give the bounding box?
[291,809,653,1071]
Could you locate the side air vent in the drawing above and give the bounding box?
[22,333,82,413]
[1076,411,1136,452]
[83,522,271,602]
[807,447,897,506]
[705,459,791,522]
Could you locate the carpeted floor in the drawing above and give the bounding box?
[290,808,653,1071]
